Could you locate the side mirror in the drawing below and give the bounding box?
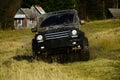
[31,27,37,33]
[80,20,86,25]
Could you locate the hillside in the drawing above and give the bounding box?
[0,19,120,80]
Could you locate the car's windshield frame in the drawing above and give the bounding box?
[36,9,80,30]
[40,13,75,27]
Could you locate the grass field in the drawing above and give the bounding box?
[0,19,120,80]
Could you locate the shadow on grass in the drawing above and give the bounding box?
[13,55,34,62]
[13,53,90,64]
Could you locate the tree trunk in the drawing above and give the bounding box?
[0,0,23,30]
[1,17,14,30]
[102,0,106,19]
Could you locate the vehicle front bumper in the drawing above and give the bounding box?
[36,37,82,52]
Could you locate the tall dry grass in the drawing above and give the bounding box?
[0,19,120,80]
[89,27,120,60]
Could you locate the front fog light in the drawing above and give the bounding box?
[37,35,43,40]
[72,30,77,35]
[41,46,45,49]
[72,42,77,45]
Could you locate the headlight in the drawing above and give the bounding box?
[72,30,77,35]
[37,35,43,41]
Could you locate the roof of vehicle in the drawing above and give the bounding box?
[39,9,77,18]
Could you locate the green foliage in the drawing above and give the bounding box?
[0,0,120,29]
[22,0,40,8]
[21,0,120,20]
[23,0,77,12]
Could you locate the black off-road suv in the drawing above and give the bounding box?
[32,9,89,62]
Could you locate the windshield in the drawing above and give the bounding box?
[40,13,74,27]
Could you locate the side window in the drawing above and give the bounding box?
[18,20,21,23]
[17,19,21,24]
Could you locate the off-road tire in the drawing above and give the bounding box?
[79,37,90,61]
[32,39,41,60]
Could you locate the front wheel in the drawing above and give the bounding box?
[32,39,42,60]
[79,37,90,61]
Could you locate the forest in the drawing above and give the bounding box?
[0,0,120,30]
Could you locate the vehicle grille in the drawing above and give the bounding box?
[45,31,70,40]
